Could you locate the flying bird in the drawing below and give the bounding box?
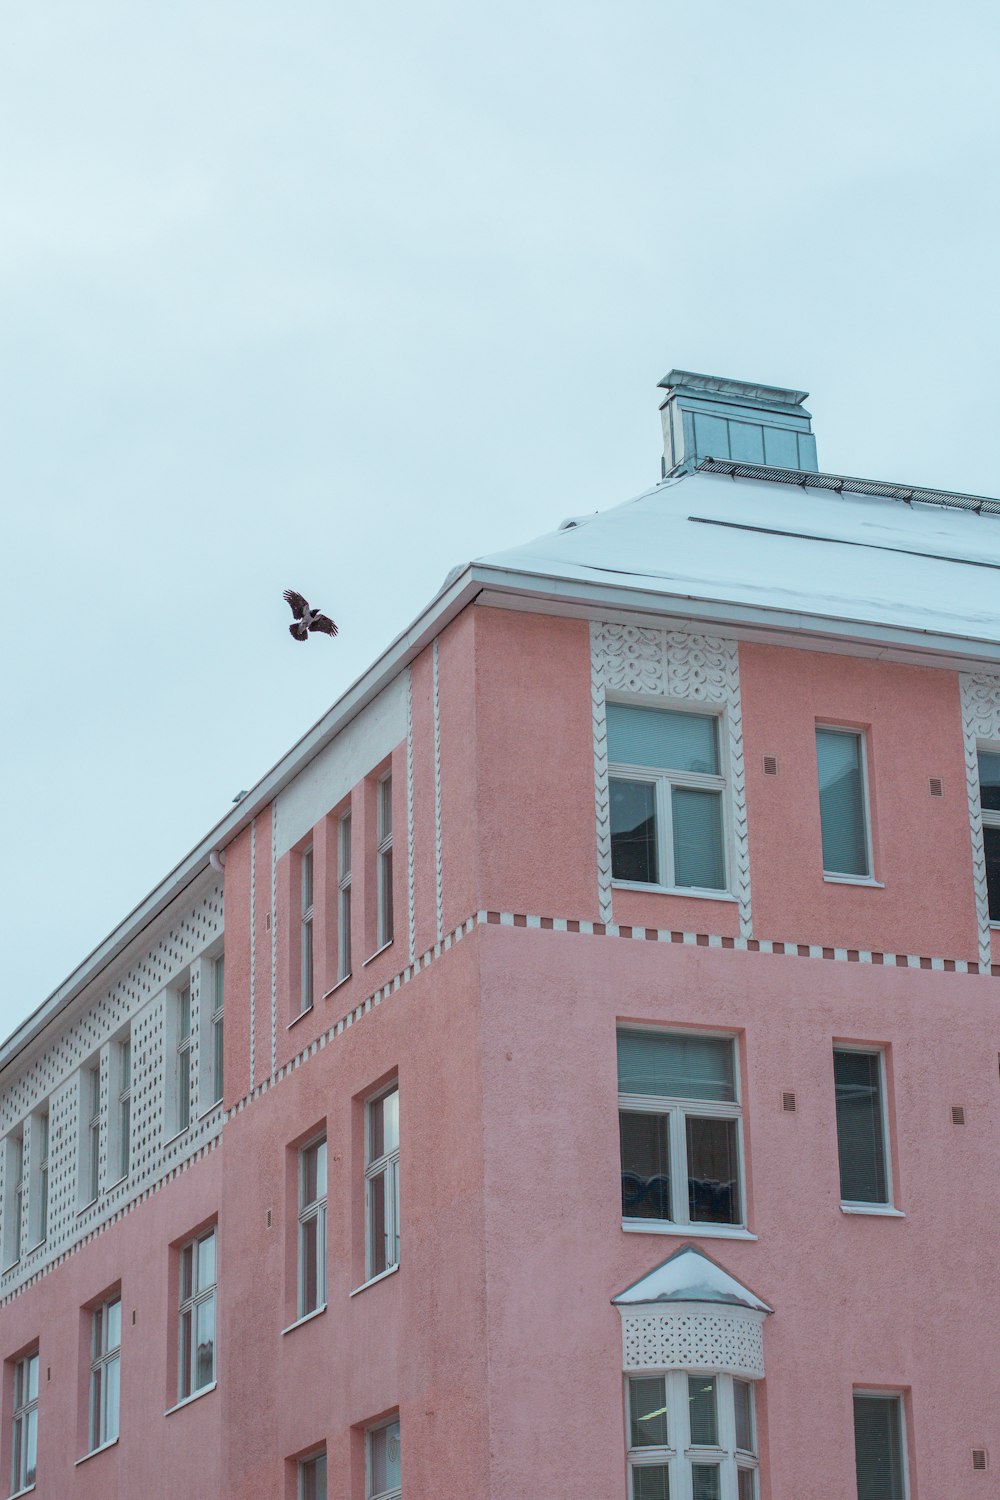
[284,590,339,642]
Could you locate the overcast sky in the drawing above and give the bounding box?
[2,0,999,1037]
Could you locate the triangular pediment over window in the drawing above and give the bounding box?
[613,1244,772,1314]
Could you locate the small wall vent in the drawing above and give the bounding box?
[929,777,944,798]
[763,756,779,777]
[973,1449,987,1470]
[952,1106,966,1125]
[782,1091,797,1113]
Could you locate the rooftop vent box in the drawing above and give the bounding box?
[659,369,818,477]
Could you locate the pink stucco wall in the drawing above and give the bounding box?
[5,600,999,1498]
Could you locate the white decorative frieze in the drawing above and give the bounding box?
[959,672,1000,969]
[620,1303,766,1380]
[590,622,751,935]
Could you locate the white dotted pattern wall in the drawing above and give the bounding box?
[620,1305,765,1380]
[0,880,224,1299]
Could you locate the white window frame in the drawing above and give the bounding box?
[113,1036,131,1183]
[618,1028,746,1236]
[976,745,1000,925]
[298,1135,327,1318]
[178,1226,217,1401]
[338,812,352,981]
[608,698,732,898]
[625,1372,758,1500]
[365,1085,400,1280]
[298,1448,327,1500]
[209,956,225,1106]
[301,847,315,1014]
[833,1045,896,1213]
[852,1389,910,1500]
[3,1131,24,1269]
[80,1063,101,1209]
[88,1294,121,1453]
[816,724,875,884]
[28,1110,49,1248]
[175,985,193,1135]
[376,776,394,949]
[10,1348,38,1495]
[366,1415,402,1500]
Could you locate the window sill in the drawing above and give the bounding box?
[840,1204,905,1218]
[198,1098,223,1120]
[164,1380,217,1417]
[363,940,394,967]
[350,1263,400,1297]
[612,882,736,903]
[163,1127,190,1148]
[281,1304,327,1336]
[75,1437,119,1467]
[622,1220,757,1241]
[9,1485,35,1499]
[322,973,352,1000]
[76,1197,99,1217]
[822,874,885,888]
[287,1005,314,1031]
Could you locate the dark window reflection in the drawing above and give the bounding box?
[620,1111,671,1219]
[686,1116,739,1224]
[611,779,658,883]
[985,825,1000,920]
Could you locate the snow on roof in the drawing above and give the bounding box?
[477,465,1000,649]
[612,1244,772,1312]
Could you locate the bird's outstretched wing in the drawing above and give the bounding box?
[284,589,309,619]
[310,614,338,637]
[288,623,308,641]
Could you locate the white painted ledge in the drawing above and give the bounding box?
[612,882,737,903]
[281,1304,327,1336]
[823,874,885,888]
[840,1204,905,1218]
[164,1380,217,1417]
[75,1436,119,1467]
[622,1221,758,1241]
[350,1263,400,1297]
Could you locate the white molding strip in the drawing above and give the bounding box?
[590,622,752,937]
[249,817,256,1089]
[270,802,278,1077]
[433,638,444,944]
[406,667,416,965]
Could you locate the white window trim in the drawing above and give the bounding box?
[365,1085,400,1281]
[112,1035,132,1184]
[174,984,193,1136]
[298,1135,327,1319]
[817,724,875,881]
[79,1063,101,1211]
[301,847,315,1014]
[376,775,394,949]
[834,1044,896,1212]
[619,1028,746,1234]
[88,1295,121,1454]
[208,955,225,1107]
[366,1415,402,1500]
[3,1131,24,1269]
[607,698,733,898]
[28,1111,49,1249]
[338,811,352,982]
[853,1389,910,1500]
[625,1372,759,1500]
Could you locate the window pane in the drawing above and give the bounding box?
[691,1464,721,1500]
[610,779,658,883]
[180,988,191,1039]
[107,1298,122,1350]
[301,1216,321,1313]
[24,1406,37,1485]
[371,1419,401,1493]
[853,1395,904,1500]
[213,1016,224,1102]
[197,1230,216,1292]
[618,1033,736,1103]
[380,847,394,943]
[340,884,352,976]
[380,777,393,837]
[90,1364,103,1449]
[672,788,725,890]
[195,1292,215,1388]
[632,1466,670,1500]
[179,1047,191,1130]
[105,1352,120,1442]
[734,1380,754,1452]
[302,849,314,910]
[608,704,719,775]
[629,1377,668,1448]
[26,1353,38,1402]
[180,1307,193,1395]
[301,1453,327,1500]
[382,1089,399,1155]
[816,729,869,876]
[687,1376,718,1445]
[370,1167,388,1276]
[984,824,1000,921]
[979,750,1000,812]
[737,1469,756,1500]
[620,1112,671,1220]
[834,1051,888,1204]
[340,813,352,877]
[686,1116,740,1224]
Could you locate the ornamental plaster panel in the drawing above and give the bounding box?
[590,623,751,935]
[959,672,1000,968]
[620,1303,765,1379]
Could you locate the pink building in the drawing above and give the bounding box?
[3,369,1000,1500]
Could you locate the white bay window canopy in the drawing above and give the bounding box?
[613,1245,772,1380]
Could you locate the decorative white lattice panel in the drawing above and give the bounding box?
[620,1303,766,1379]
[591,622,751,934]
[960,672,1000,969]
[0,879,224,1300]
